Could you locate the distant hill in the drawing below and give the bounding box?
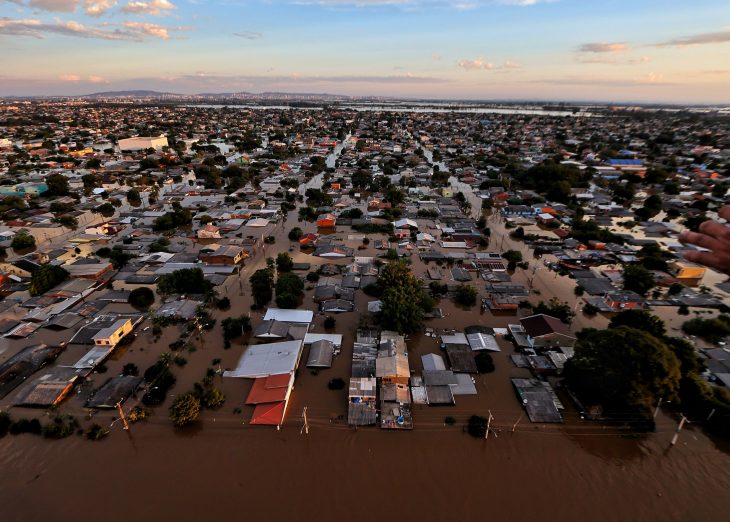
[82,90,178,98]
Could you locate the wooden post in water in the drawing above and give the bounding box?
[512,414,523,433]
[116,401,129,431]
[301,406,309,435]
[670,415,687,446]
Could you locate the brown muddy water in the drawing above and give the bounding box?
[2,197,730,521]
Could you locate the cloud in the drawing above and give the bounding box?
[122,20,171,39]
[457,58,521,71]
[457,58,493,70]
[176,72,448,85]
[577,42,629,53]
[233,31,262,40]
[59,73,108,82]
[0,16,179,40]
[654,29,730,47]
[577,55,651,65]
[84,0,115,16]
[121,0,175,15]
[27,0,78,12]
[530,75,676,87]
[291,0,551,6]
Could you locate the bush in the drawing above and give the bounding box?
[288,227,303,241]
[453,284,477,307]
[306,272,320,282]
[169,393,201,427]
[202,387,226,409]
[128,287,155,310]
[582,303,599,316]
[127,406,150,423]
[467,415,488,438]
[328,378,346,390]
[86,423,109,440]
[475,352,495,373]
[11,231,36,250]
[324,316,336,329]
[444,416,456,426]
[9,418,42,436]
[29,264,69,296]
[42,415,79,439]
[221,316,252,341]
[216,297,231,310]
[142,360,176,406]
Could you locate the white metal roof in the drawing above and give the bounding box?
[466,332,501,352]
[421,353,446,372]
[263,308,313,324]
[223,340,303,378]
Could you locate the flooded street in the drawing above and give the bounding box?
[2,132,729,522]
[1,181,729,521]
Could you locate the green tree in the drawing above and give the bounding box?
[533,298,575,324]
[622,264,656,296]
[682,315,730,344]
[276,252,294,273]
[378,262,431,334]
[157,268,213,296]
[275,273,304,308]
[29,264,69,296]
[453,284,477,307]
[609,310,666,339]
[45,173,69,196]
[288,227,303,241]
[564,327,681,428]
[249,268,274,307]
[221,316,252,342]
[169,393,201,427]
[127,188,141,206]
[11,231,36,250]
[53,215,78,229]
[128,287,155,310]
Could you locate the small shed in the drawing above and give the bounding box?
[306,340,335,368]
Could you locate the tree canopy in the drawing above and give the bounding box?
[157,268,213,296]
[29,264,69,296]
[622,264,657,296]
[249,268,274,307]
[169,393,201,427]
[378,262,433,334]
[128,287,155,310]
[564,327,681,428]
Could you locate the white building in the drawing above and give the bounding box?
[118,135,168,152]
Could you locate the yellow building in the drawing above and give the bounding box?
[672,261,706,286]
[92,318,133,347]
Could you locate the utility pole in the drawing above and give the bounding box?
[512,414,523,433]
[301,406,309,435]
[485,409,494,440]
[653,397,663,419]
[670,415,687,446]
[116,401,129,431]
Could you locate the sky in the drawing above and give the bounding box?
[0,0,729,103]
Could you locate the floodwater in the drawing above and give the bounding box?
[186,103,593,117]
[1,162,729,521]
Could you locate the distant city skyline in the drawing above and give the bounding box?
[1,0,729,103]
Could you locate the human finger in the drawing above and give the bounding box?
[698,220,730,242]
[718,205,730,222]
[679,230,724,251]
[683,250,730,275]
